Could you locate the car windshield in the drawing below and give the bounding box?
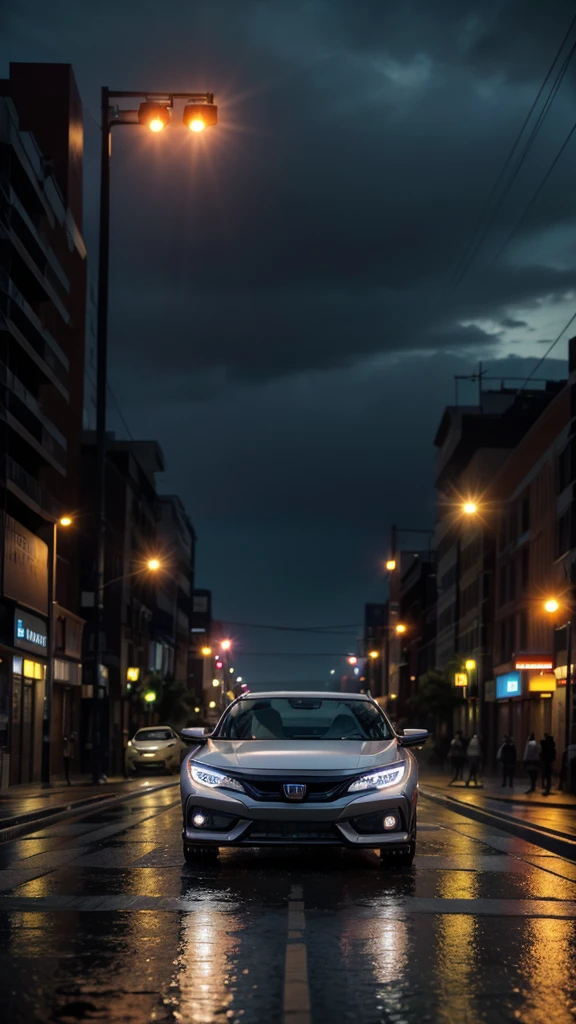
[134,729,173,742]
[216,698,393,741]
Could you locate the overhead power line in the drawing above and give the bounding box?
[516,307,576,394]
[485,114,576,272]
[448,24,576,292]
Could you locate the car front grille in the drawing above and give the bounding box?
[239,776,351,803]
[245,820,338,842]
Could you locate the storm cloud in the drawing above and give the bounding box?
[3,0,575,681]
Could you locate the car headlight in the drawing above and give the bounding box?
[347,763,406,793]
[189,762,246,794]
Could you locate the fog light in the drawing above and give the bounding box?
[192,812,207,828]
[383,814,397,830]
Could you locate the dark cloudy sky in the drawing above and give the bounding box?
[3,1,575,684]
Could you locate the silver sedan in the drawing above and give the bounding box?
[180,692,428,866]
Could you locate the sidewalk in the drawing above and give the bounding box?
[419,766,576,810]
[0,775,177,834]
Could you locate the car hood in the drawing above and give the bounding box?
[193,739,401,773]
[132,740,175,752]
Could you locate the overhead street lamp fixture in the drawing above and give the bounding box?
[93,84,217,784]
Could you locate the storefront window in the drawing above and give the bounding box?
[23,660,45,681]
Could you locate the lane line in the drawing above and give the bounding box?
[283,883,311,1024]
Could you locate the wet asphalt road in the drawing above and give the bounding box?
[1,784,576,1024]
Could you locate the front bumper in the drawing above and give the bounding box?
[181,784,416,850]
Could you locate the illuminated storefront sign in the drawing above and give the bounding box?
[528,673,557,693]
[514,654,553,671]
[496,672,521,699]
[454,673,468,687]
[14,610,47,653]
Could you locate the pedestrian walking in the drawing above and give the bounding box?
[540,733,556,796]
[62,732,75,786]
[522,732,539,793]
[448,731,465,784]
[465,734,482,787]
[499,735,516,787]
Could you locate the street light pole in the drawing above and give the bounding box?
[92,86,217,783]
[93,85,111,784]
[41,520,57,787]
[561,614,565,790]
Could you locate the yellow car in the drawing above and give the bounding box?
[126,726,186,775]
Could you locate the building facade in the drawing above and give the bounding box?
[0,64,87,785]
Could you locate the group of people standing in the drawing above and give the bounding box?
[448,730,557,794]
[497,733,556,795]
[448,732,482,787]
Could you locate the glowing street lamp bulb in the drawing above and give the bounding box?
[209,700,216,709]
[544,599,560,614]
[369,650,379,660]
[59,516,72,527]
[147,559,161,571]
[149,117,165,133]
[463,502,478,515]
[188,118,206,132]
[386,559,397,572]
[465,659,476,671]
[201,646,212,656]
[194,706,201,713]
[221,640,232,651]
[144,690,156,703]
[236,676,243,683]
[212,678,221,687]
[396,623,407,635]
[348,656,358,666]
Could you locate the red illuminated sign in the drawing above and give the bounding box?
[514,654,553,671]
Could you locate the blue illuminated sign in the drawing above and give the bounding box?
[496,672,521,699]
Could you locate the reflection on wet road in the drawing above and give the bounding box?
[1,786,576,1023]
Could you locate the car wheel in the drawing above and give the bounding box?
[183,843,219,864]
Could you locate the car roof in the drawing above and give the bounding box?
[236,691,373,702]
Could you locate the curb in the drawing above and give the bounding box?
[0,780,179,843]
[419,786,576,861]
[422,780,574,810]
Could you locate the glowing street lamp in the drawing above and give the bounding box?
[369,650,380,660]
[221,639,232,652]
[385,559,397,572]
[544,598,560,614]
[395,623,407,635]
[144,690,156,703]
[182,101,218,132]
[465,659,476,671]
[147,558,161,571]
[59,516,73,527]
[201,646,213,657]
[348,656,358,666]
[138,101,171,132]
[462,501,478,516]
[212,679,221,688]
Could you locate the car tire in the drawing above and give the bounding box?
[183,843,219,864]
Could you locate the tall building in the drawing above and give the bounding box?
[0,64,87,785]
[490,349,574,762]
[433,383,564,741]
[156,494,196,687]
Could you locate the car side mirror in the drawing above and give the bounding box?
[398,728,429,748]
[181,727,210,744]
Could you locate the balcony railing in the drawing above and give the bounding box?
[0,454,60,517]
